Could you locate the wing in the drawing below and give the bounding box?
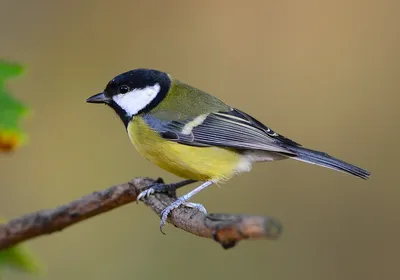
[143,108,301,154]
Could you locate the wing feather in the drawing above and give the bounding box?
[142,108,300,154]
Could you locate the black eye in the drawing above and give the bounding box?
[118,85,130,94]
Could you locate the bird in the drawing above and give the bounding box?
[86,68,370,232]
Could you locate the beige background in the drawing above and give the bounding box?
[0,0,398,279]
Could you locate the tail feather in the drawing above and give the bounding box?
[282,146,371,180]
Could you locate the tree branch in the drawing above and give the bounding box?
[0,177,282,251]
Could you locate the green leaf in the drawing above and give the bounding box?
[0,245,42,274]
[0,219,43,274]
[0,60,28,152]
[0,61,23,80]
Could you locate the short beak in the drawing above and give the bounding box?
[86,92,110,104]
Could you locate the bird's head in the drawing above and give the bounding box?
[86,68,171,125]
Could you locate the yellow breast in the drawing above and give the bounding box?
[127,117,245,181]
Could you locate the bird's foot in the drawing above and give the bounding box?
[137,179,196,203]
[183,202,207,214]
[137,183,168,201]
[160,199,207,234]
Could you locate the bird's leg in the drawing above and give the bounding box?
[137,179,196,201]
[160,180,214,233]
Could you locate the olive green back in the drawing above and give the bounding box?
[149,76,231,121]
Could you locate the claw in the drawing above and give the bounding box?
[137,188,155,202]
[159,200,207,233]
[184,202,207,214]
[137,180,197,206]
[159,199,182,233]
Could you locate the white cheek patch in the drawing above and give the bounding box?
[112,83,160,116]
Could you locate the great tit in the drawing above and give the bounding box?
[86,68,370,231]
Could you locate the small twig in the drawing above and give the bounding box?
[0,177,282,251]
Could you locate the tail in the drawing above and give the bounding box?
[282,146,371,180]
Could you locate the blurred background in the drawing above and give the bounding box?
[0,0,399,279]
